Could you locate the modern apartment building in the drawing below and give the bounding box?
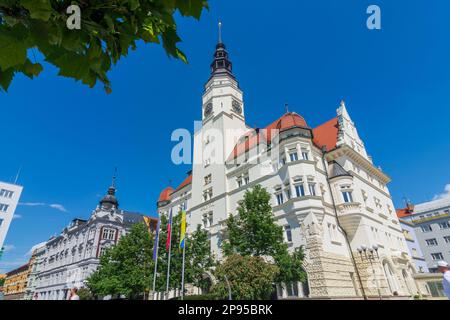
[398,197,450,273]
[0,181,23,251]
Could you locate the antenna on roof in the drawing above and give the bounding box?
[14,166,22,184]
[112,167,117,188]
[285,103,289,113]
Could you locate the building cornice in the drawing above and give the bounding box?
[325,145,391,184]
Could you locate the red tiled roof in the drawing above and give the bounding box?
[266,112,308,131]
[312,117,339,151]
[396,208,413,219]
[228,112,310,161]
[174,174,192,193]
[158,186,174,202]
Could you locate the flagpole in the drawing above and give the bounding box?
[181,238,186,300]
[165,209,173,300]
[152,220,161,300]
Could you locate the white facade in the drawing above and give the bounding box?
[157,38,418,299]
[0,181,23,251]
[33,182,150,300]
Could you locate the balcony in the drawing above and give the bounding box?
[336,202,363,237]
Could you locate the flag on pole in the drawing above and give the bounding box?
[152,219,161,260]
[166,208,173,251]
[179,211,186,249]
[143,216,153,232]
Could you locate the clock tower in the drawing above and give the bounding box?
[191,22,249,210]
[202,22,245,123]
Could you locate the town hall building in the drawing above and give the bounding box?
[157,28,418,299]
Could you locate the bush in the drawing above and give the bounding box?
[211,254,279,300]
[78,288,94,300]
[173,294,216,300]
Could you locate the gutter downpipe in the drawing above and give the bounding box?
[321,146,367,300]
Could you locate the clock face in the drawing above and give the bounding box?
[204,103,213,117]
[232,100,242,114]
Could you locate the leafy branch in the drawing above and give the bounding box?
[0,0,209,93]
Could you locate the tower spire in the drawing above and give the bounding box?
[218,20,222,44]
[112,167,117,189]
[210,21,234,79]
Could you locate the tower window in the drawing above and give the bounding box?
[301,149,309,160]
[276,193,284,205]
[295,184,305,197]
[308,183,317,196]
[342,191,353,203]
[289,152,298,162]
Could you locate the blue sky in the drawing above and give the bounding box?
[1,0,450,272]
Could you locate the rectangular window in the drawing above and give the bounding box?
[0,189,14,198]
[204,174,212,185]
[426,238,438,246]
[301,149,309,160]
[444,236,450,244]
[0,203,9,212]
[102,228,116,240]
[342,191,353,203]
[276,193,284,205]
[295,184,305,197]
[438,221,450,229]
[281,157,286,166]
[237,179,243,188]
[0,218,3,226]
[431,253,444,261]
[289,152,298,162]
[244,176,250,185]
[308,183,316,196]
[421,225,432,233]
[285,225,292,242]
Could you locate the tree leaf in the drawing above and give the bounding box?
[20,0,54,21]
[0,68,15,92]
[0,33,27,70]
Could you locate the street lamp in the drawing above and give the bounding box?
[357,244,382,300]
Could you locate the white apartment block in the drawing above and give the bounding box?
[0,181,23,251]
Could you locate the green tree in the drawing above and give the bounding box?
[88,212,214,299]
[223,184,285,257]
[77,287,94,300]
[0,0,209,92]
[221,185,307,293]
[87,222,154,299]
[211,254,278,300]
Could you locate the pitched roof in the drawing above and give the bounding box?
[174,174,192,193]
[228,112,310,161]
[312,117,339,151]
[328,161,352,179]
[396,208,413,218]
[158,186,174,203]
